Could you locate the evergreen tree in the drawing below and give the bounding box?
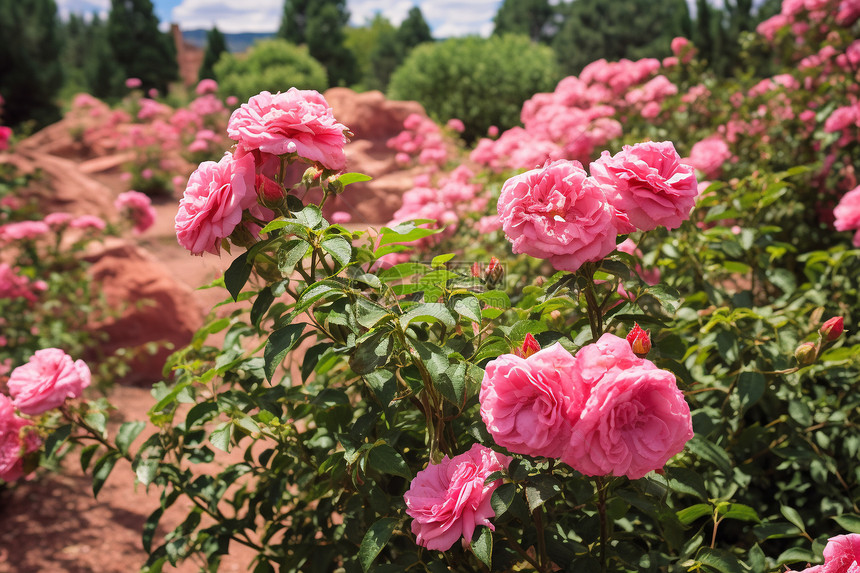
[278,0,358,87]
[492,0,556,43]
[107,0,177,94]
[0,0,64,128]
[552,0,692,76]
[86,15,124,99]
[368,18,401,90]
[199,26,228,81]
[395,6,433,49]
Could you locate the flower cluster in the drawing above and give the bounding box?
[834,185,860,246]
[175,89,351,256]
[387,112,449,168]
[0,349,91,482]
[404,443,512,551]
[0,263,47,303]
[480,334,693,480]
[115,190,157,234]
[497,141,697,272]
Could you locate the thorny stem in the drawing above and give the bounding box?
[533,505,549,571]
[596,476,610,573]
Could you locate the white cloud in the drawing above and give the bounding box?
[171,0,282,33]
[55,0,109,20]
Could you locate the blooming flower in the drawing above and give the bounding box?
[481,343,586,458]
[404,443,511,551]
[227,89,350,171]
[591,141,699,231]
[562,334,693,479]
[498,160,628,273]
[115,190,157,234]
[175,151,257,255]
[0,395,41,482]
[8,348,92,415]
[834,185,860,247]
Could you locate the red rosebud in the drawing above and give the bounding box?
[626,323,651,358]
[820,317,844,341]
[794,341,817,366]
[471,261,481,278]
[486,256,504,286]
[514,333,541,358]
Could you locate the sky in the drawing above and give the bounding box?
[55,0,506,37]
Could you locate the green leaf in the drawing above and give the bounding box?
[378,220,442,246]
[491,483,517,518]
[92,450,122,498]
[832,514,860,533]
[184,402,219,429]
[687,435,732,475]
[359,517,397,572]
[697,548,743,573]
[399,303,456,329]
[264,323,307,381]
[525,475,561,512]
[355,298,392,329]
[666,467,708,500]
[224,251,251,302]
[471,526,493,568]
[367,443,411,479]
[84,411,108,437]
[716,502,760,523]
[251,286,276,327]
[116,421,145,456]
[44,424,71,459]
[776,547,816,566]
[436,362,466,407]
[781,506,806,532]
[210,422,233,452]
[321,235,352,268]
[296,205,323,229]
[338,172,372,187]
[143,507,164,553]
[278,238,310,275]
[79,443,100,472]
[350,328,394,375]
[296,280,344,313]
[431,253,456,266]
[302,342,333,382]
[677,504,713,525]
[135,458,159,485]
[737,372,765,415]
[452,295,482,323]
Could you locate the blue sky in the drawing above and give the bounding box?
[55,0,506,37]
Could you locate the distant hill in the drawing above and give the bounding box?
[181,29,275,53]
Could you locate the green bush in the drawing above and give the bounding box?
[388,34,560,142]
[214,39,328,103]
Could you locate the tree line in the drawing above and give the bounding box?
[0,0,781,130]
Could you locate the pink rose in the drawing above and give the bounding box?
[227,89,349,171]
[8,348,92,415]
[195,78,218,95]
[175,151,257,255]
[562,334,693,479]
[0,220,49,241]
[0,126,12,151]
[0,395,41,482]
[70,215,107,231]
[789,534,860,573]
[404,443,512,551]
[591,141,699,232]
[498,160,629,273]
[683,135,732,179]
[446,118,465,133]
[834,185,860,247]
[125,77,142,89]
[115,190,157,234]
[480,343,587,459]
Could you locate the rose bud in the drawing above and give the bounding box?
[794,341,817,366]
[820,317,844,341]
[626,323,651,358]
[486,256,504,286]
[471,261,481,278]
[514,333,541,358]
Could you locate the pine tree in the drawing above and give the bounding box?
[278,0,358,87]
[492,0,556,43]
[107,0,177,94]
[199,26,228,81]
[0,0,64,128]
[396,6,433,49]
[86,15,124,99]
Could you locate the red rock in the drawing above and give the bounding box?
[84,239,204,385]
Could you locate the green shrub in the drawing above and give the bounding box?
[388,34,560,142]
[214,39,328,103]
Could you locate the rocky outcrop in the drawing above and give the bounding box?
[323,88,427,225]
[84,239,204,385]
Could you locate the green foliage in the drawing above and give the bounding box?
[492,0,557,43]
[106,0,177,95]
[198,26,227,82]
[0,0,64,128]
[395,6,433,50]
[388,34,560,142]
[278,0,357,87]
[214,39,328,103]
[553,0,691,75]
